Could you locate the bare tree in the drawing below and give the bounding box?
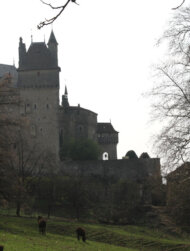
[10,130,45,216]
[157,6,190,54]
[38,0,79,29]
[0,72,46,215]
[0,73,20,201]
[150,5,190,173]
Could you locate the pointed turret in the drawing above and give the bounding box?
[62,85,69,108]
[48,30,58,45]
[64,85,68,96]
[18,37,26,68]
[47,30,58,66]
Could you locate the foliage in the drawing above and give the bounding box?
[29,176,65,218]
[59,176,92,219]
[167,168,190,227]
[140,152,150,159]
[125,150,138,159]
[5,173,147,223]
[60,138,100,161]
[111,181,142,224]
[148,177,166,206]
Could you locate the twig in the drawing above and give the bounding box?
[38,0,79,29]
[172,0,186,10]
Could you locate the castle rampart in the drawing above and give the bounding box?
[59,158,161,181]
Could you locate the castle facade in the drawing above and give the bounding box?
[0,32,162,208]
[1,31,118,162]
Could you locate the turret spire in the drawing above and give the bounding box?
[62,85,69,108]
[65,85,68,96]
[48,30,58,45]
[18,37,26,68]
[47,30,58,66]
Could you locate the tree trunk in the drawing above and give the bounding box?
[16,201,21,217]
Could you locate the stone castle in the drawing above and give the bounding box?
[0,31,162,205]
[1,31,118,162]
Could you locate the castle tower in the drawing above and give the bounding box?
[17,31,61,163]
[97,123,118,159]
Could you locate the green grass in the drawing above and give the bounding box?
[0,232,135,251]
[0,215,190,250]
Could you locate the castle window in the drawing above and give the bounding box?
[30,125,36,137]
[46,104,49,109]
[102,152,109,160]
[77,125,84,134]
[37,71,40,76]
[34,104,37,110]
[26,103,31,113]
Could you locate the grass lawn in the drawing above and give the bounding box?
[0,215,190,250]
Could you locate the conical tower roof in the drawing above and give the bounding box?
[65,85,68,95]
[48,30,58,45]
[62,85,69,108]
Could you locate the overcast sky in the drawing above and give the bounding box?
[0,0,183,159]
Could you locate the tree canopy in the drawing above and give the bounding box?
[60,138,100,161]
[150,4,190,172]
[125,150,138,159]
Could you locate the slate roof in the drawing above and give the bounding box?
[97,123,118,134]
[19,42,57,70]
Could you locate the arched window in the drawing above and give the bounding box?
[102,152,109,160]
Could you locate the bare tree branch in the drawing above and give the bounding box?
[172,0,186,10]
[38,0,79,29]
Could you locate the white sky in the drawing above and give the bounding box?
[0,0,182,159]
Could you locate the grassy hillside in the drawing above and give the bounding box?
[0,215,190,250]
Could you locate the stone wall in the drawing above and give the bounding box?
[59,158,161,181]
[19,87,60,161]
[59,106,98,143]
[17,69,59,88]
